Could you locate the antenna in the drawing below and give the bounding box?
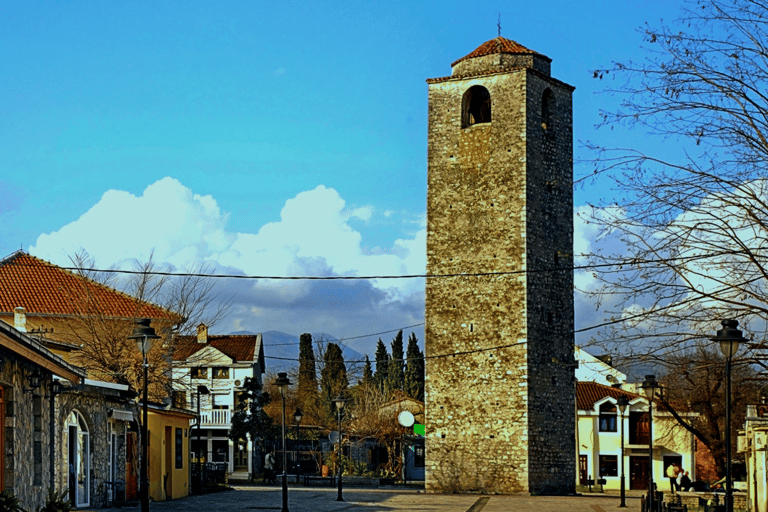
[497,13,501,37]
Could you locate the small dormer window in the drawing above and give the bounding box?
[462,85,491,128]
[599,402,617,432]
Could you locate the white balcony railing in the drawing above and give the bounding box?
[196,409,231,427]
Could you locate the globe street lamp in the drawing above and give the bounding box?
[274,372,292,512]
[293,408,303,484]
[641,375,659,512]
[196,384,210,493]
[128,318,160,512]
[617,394,629,508]
[711,319,748,512]
[332,395,347,502]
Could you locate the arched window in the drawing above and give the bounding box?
[66,410,90,507]
[599,402,617,432]
[542,88,555,130]
[462,85,491,128]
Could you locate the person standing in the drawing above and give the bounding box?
[679,471,692,492]
[264,450,276,484]
[666,462,680,493]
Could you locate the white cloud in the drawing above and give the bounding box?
[30,179,426,353]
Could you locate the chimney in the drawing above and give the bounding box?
[197,323,208,344]
[14,307,27,332]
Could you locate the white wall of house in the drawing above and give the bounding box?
[173,349,259,478]
[578,396,696,492]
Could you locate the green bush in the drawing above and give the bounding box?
[36,489,71,512]
[0,490,25,512]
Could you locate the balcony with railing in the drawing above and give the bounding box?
[195,409,231,427]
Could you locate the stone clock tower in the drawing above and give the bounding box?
[424,37,576,494]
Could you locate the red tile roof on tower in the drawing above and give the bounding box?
[451,36,551,67]
[576,380,639,410]
[0,251,181,321]
[173,333,262,363]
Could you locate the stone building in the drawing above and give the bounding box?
[0,316,86,512]
[425,37,576,494]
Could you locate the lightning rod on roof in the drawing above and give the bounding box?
[497,13,501,37]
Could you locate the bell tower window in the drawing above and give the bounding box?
[462,85,491,128]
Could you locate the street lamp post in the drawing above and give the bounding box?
[711,319,748,512]
[617,395,629,508]
[274,373,292,512]
[294,408,303,484]
[128,318,160,512]
[641,375,659,512]
[196,385,210,494]
[333,395,346,502]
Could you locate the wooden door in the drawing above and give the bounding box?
[630,456,650,490]
[579,455,588,485]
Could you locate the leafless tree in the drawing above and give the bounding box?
[581,0,768,375]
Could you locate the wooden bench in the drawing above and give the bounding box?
[303,475,336,486]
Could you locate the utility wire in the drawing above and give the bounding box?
[46,247,753,281]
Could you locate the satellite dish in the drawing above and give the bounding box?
[398,411,415,428]
[234,379,242,387]
[329,431,339,444]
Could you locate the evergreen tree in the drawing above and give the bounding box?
[360,355,373,387]
[373,338,389,392]
[386,330,405,395]
[404,332,425,402]
[320,342,348,419]
[298,333,318,411]
[229,376,278,449]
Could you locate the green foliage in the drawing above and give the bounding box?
[0,490,25,512]
[320,343,348,419]
[298,333,318,411]
[373,339,389,393]
[36,488,72,512]
[386,330,405,395]
[404,332,424,402]
[228,376,278,445]
[360,355,373,387]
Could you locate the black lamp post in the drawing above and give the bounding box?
[617,395,629,508]
[333,395,346,502]
[641,375,659,512]
[196,384,210,493]
[711,319,748,512]
[128,318,160,512]
[293,408,303,484]
[274,373,291,512]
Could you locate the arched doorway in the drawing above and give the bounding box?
[66,410,90,507]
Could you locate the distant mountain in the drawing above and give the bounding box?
[229,330,366,376]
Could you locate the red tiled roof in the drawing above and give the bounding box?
[576,380,639,410]
[173,334,260,363]
[451,37,550,67]
[0,251,180,321]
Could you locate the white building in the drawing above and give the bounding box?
[172,324,265,480]
[575,348,697,492]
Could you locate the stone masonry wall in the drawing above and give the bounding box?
[426,56,575,495]
[523,72,576,495]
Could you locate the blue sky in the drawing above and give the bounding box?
[0,1,686,356]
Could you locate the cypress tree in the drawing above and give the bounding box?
[320,342,348,418]
[386,330,405,395]
[404,332,425,401]
[298,333,318,410]
[361,355,373,387]
[373,338,389,392]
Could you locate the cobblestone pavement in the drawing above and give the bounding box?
[84,486,645,512]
